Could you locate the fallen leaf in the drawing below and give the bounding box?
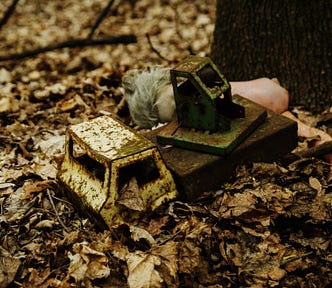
[178,240,201,274]
[35,219,55,230]
[117,177,145,212]
[268,266,286,281]
[127,251,163,288]
[214,191,257,218]
[68,242,110,282]
[130,226,156,246]
[310,192,332,222]
[26,267,52,288]
[151,240,179,287]
[110,241,129,261]
[35,134,65,156]
[56,98,78,112]
[0,247,21,288]
[309,176,322,193]
[22,180,54,199]
[68,252,87,282]
[145,215,170,236]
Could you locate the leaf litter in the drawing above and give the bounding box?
[0,0,331,287]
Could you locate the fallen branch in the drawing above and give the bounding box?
[296,141,332,159]
[0,34,137,61]
[88,0,115,39]
[281,141,332,165]
[0,0,19,30]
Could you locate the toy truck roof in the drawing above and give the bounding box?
[170,55,231,100]
[67,115,155,161]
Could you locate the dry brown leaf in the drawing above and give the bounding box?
[56,98,79,112]
[241,225,271,238]
[151,240,178,284]
[68,242,110,282]
[0,68,12,83]
[109,241,129,261]
[67,253,87,282]
[310,192,332,222]
[22,180,54,199]
[145,215,170,236]
[178,240,201,274]
[130,226,156,246]
[268,266,286,281]
[0,247,21,288]
[284,258,304,272]
[0,97,20,113]
[309,176,322,193]
[25,267,54,288]
[35,219,55,230]
[216,191,257,218]
[127,251,163,288]
[117,177,145,212]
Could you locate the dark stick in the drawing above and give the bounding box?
[0,35,137,61]
[0,0,20,29]
[280,141,332,165]
[296,141,332,158]
[88,0,115,39]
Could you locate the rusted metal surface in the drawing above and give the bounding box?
[170,56,245,132]
[69,115,155,161]
[158,56,266,154]
[157,95,267,155]
[148,111,298,200]
[58,115,177,228]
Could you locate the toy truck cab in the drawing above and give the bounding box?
[170,55,245,132]
[58,115,177,228]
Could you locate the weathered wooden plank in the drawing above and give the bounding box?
[147,111,298,200]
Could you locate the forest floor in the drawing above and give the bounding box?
[0,1,331,287]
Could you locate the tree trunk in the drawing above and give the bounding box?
[211,0,332,113]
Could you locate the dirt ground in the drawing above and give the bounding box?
[0,1,331,287]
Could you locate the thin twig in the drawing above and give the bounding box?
[52,195,74,208]
[46,189,69,232]
[88,0,115,39]
[281,251,313,266]
[0,35,137,62]
[0,0,20,30]
[145,33,172,62]
[152,229,182,248]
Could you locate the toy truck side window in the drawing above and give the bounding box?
[68,137,106,182]
[174,76,197,101]
[197,64,224,89]
[117,155,160,192]
[197,64,225,97]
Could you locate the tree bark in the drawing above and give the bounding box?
[211,0,332,113]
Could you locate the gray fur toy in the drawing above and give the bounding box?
[122,67,175,128]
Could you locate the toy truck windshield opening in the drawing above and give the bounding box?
[118,155,160,191]
[69,137,106,182]
[196,64,226,96]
